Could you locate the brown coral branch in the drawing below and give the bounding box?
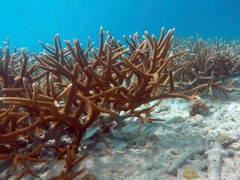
[2,113,44,138]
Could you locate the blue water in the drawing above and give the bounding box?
[0,0,240,52]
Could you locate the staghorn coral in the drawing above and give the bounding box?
[172,36,240,98]
[0,27,196,178]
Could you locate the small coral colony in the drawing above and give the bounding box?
[0,27,239,178]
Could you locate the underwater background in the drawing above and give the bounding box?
[1,1,240,179]
[0,0,240,52]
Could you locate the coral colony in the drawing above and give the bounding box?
[0,27,239,179]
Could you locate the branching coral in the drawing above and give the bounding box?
[0,27,197,178]
[172,37,240,98]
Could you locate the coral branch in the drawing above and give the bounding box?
[167,147,205,175]
[207,143,223,180]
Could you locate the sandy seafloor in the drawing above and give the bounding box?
[1,81,240,180]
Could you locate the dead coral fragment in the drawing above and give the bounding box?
[207,143,223,180]
[167,147,205,175]
[188,98,209,116]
